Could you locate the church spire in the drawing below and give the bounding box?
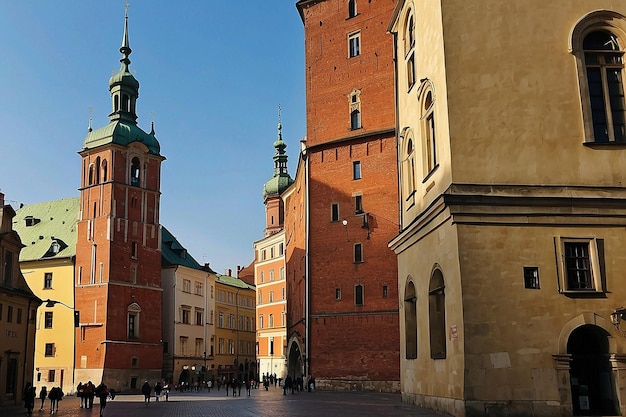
[108,2,139,124]
[262,105,294,202]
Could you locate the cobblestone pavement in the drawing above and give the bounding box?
[3,386,452,417]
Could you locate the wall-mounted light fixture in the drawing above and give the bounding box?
[611,307,626,335]
[342,219,349,241]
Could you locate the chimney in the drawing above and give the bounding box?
[227,268,232,276]
[0,192,4,207]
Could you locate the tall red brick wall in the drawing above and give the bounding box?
[298,0,400,390]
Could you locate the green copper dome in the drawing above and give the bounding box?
[263,116,293,201]
[83,121,161,156]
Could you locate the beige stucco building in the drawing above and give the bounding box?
[389,1,626,416]
[161,227,216,385]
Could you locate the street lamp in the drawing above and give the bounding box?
[43,299,78,394]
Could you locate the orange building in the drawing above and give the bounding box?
[293,0,400,391]
[254,115,293,380]
[74,10,164,390]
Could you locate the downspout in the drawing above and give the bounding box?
[391,31,402,233]
[304,148,310,378]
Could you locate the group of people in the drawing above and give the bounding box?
[140,380,171,404]
[23,384,64,415]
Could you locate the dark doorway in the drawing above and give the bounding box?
[568,325,619,416]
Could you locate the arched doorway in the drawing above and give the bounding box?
[568,324,619,416]
[287,342,303,379]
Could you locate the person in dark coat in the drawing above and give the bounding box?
[38,386,47,411]
[95,382,109,417]
[23,383,36,416]
[141,381,151,406]
[48,386,63,414]
[154,381,162,402]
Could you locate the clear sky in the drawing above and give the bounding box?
[0,1,305,274]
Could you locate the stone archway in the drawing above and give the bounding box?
[287,341,303,379]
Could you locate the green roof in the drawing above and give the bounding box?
[216,274,255,290]
[161,226,204,270]
[83,121,161,156]
[13,198,79,262]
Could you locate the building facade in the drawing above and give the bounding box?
[161,227,216,386]
[0,193,40,407]
[74,10,165,390]
[13,198,79,395]
[214,275,256,382]
[294,0,400,391]
[389,1,626,416]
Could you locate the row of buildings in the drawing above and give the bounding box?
[4,1,626,416]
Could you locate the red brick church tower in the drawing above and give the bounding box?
[74,8,164,389]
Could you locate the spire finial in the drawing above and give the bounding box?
[88,106,93,132]
[277,104,283,141]
[120,1,132,71]
[150,112,155,135]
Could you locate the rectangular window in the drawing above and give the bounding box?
[48,370,55,382]
[331,203,340,222]
[407,53,415,90]
[353,161,361,180]
[270,247,275,258]
[335,288,342,300]
[354,243,363,263]
[183,279,191,293]
[182,309,190,324]
[195,281,203,295]
[280,267,285,280]
[269,291,274,302]
[196,310,203,325]
[355,195,363,214]
[270,269,274,281]
[269,314,274,328]
[556,237,605,293]
[7,305,13,323]
[218,338,224,354]
[44,272,53,289]
[282,287,285,300]
[128,313,137,338]
[180,336,188,355]
[43,311,52,329]
[45,343,54,357]
[523,267,540,289]
[131,241,138,259]
[426,114,436,173]
[279,243,284,255]
[348,31,360,58]
[355,284,364,305]
[383,285,388,298]
[259,314,264,329]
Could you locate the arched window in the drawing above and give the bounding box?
[114,95,119,112]
[404,279,417,359]
[428,268,446,359]
[88,164,95,186]
[122,94,129,111]
[571,11,626,143]
[128,302,141,339]
[102,160,108,182]
[420,86,437,175]
[130,157,141,186]
[95,157,101,184]
[583,30,625,142]
[405,136,416,196]
[348,0,357,18]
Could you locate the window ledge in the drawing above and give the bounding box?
[559,290,607,299]
[583,141,626,149]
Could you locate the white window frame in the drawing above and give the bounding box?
[348,31,361,58]
[555,237,604,293]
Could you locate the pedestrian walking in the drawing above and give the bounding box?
[245,379,251,396]
[207,379,212,393]
[38,386,47,411]
[141,380,151,406]
[77,382,86,408]
[95,382,109,417]
[23,383,36,416]
[85,381,95,408]
[154,381,162,402]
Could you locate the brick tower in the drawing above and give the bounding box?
[293,0,400,391]
[74,8,165,390]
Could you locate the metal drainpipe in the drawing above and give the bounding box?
[304,147,310,378]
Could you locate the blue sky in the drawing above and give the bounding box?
[0,1,305,274]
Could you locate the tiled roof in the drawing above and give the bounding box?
[13,198,79,262]
[217,274,255,290]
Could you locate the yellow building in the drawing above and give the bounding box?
[13,198,78,396]
[0,194,40,408]
[389,2,626,416]
[214,275,256,382]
